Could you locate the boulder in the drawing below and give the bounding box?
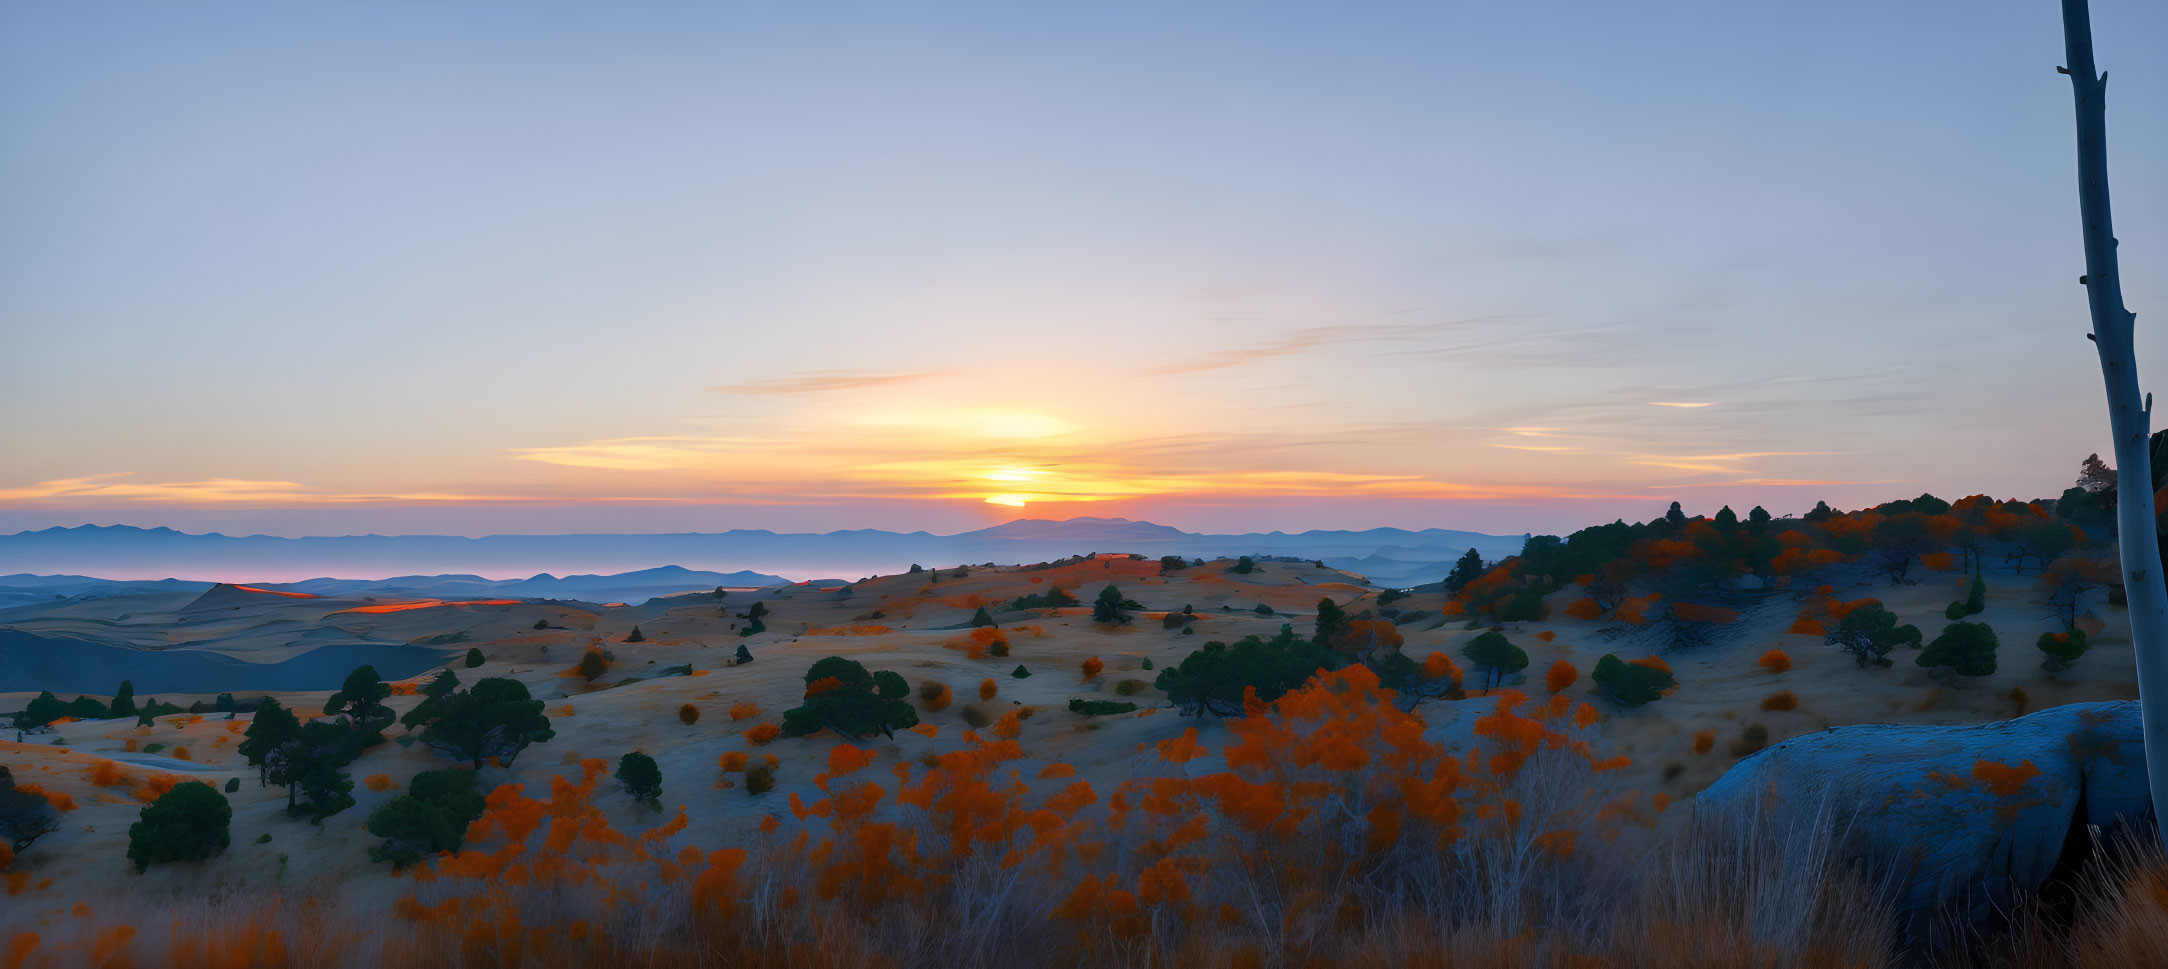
[1696,701,2151,921]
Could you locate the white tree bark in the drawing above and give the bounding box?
[2060,0,2168,846]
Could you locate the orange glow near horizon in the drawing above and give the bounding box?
[231,585,319,599]
[332,598,522,615]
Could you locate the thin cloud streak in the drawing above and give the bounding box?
[714,369,950,395]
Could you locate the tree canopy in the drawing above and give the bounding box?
[365,768,485,870]
[418,677,556,768]
[1919,621,1999,677]
[1153,624,1338,718]
[780,656,919,739]
[1458,631,1529,692]
[127,781,231,872]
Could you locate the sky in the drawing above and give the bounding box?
[2,1,2164,540]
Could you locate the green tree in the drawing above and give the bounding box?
[14,691,65,730]
[127,781,231,872]
[1591,654,1676,707]
[465,648,485,668]
[1747,506,1773,532]
[399,670,462,732]
[1092,584,1139,624]
[625,625,646,643]
[1312,598,1349,651]
[1231,556,1256,574]
[324,665,394,733]
[110,680,136,719]
[287,734,358,824]
[2039,629,2090,673]
[1444,548,1485,594]
[0,767,60,852]
[1919,621,1999,677]
[419,678,555,768]
[1154,625,1337,718]
[576,649,611,681]
[1825,602,1922,668]
[1665,502,1688,527]
[1458,631,1529,692]
[616,752,662,806]
[1011,665,1031,679]
[1714,506,1739,530]
[533,618,550,630]
[969,605,996,628]
[780,657,919,739]
[1966,575,1988,615]
[735,644,754,665]
[239,699,301,787]
[748,601,769,621]
[365,769,485,870]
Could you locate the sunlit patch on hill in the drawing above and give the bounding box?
[229,585,319,599]
[330,599,522,615]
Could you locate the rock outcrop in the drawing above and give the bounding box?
[1697,700,2152,921]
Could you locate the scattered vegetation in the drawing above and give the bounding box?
[127,781,230,872]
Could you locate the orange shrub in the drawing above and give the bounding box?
[1563,597,1604,621]
[1758,649,1793,673]
[728,702,759,721]
[1921,552,1956,572]
[1691,729,1716,755]
[1037,763,1076,779]
[742,723,781,746]
[135,775,194,804]
[1615,594,1662,625]
[1534,630,1556,642]
[679,703,701,725]
[992,711,1022,740]
[1760,691,1798,712]
[1806,549,1847,567]
[1972,758,2042,797]
[1629,656,1672,675]
[1544,660,1578,693]
[719,751,749,772]
[921,682,953,712]
[1788,617,1826,636]
[1826,597,1880,621]
[171,747,191,762]
[364,774,395,792]
[1670,602,1740,624]
[0,844,11,872]
[1080,657,1104,681]
[15,783,74,812]
[1421,651,1463,688]
[89,761,129,788]
[979,678,998,701]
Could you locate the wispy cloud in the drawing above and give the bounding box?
[714,369,948,395]
[1146,316,1528,376]
[0,473,521,505]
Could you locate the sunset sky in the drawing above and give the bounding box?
[3,1,2165,539]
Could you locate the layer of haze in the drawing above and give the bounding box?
[3,1,2164,539]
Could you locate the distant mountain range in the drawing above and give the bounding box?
[0,518,1528,588]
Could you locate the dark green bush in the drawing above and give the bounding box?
[128,781,231,872]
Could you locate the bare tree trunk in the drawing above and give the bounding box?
[2060,0,2168,846]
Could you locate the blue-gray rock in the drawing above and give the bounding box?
[1697,701,2150,919]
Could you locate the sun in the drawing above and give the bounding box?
[983,494,1028,507]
